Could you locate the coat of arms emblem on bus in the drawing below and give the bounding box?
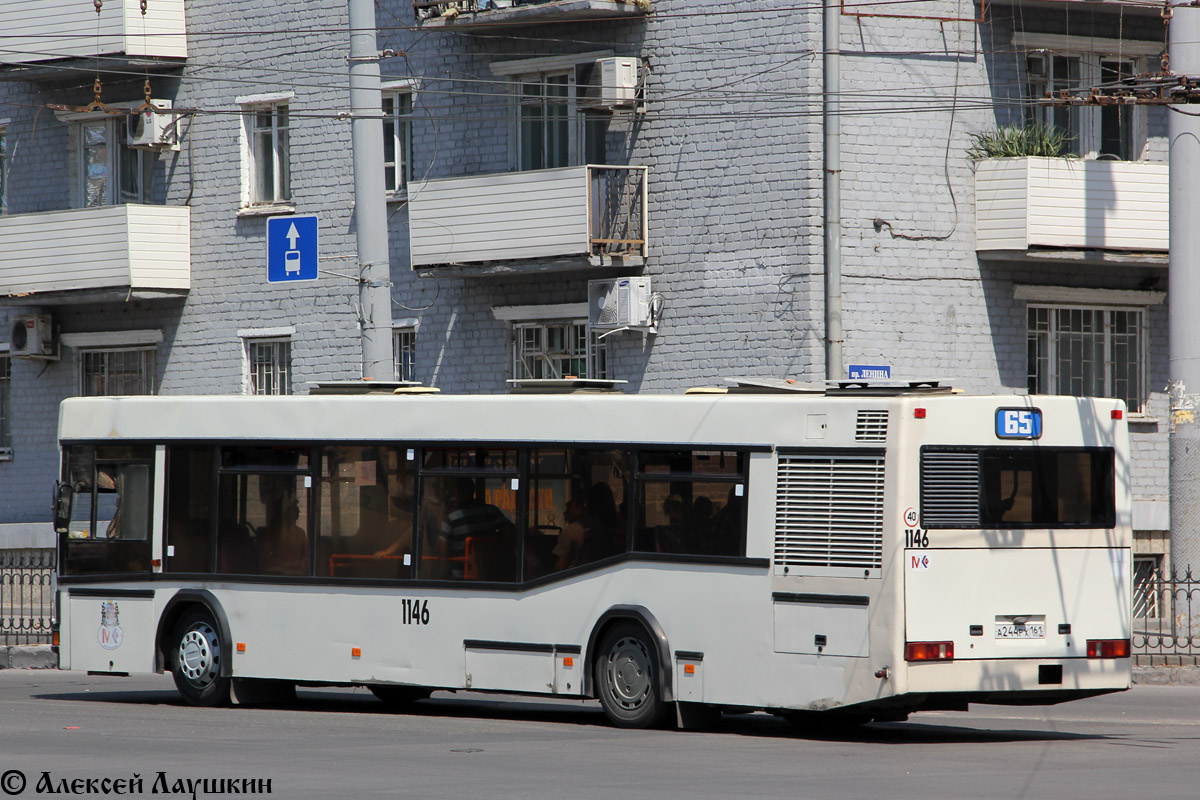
[98,600,123,651]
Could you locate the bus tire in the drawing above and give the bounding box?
[369,685,431,707]
[170,608,231,707]
[594,622,669,729]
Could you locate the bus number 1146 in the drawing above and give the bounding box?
[402,599,430,626]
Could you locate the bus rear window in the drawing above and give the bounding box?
[921,447,1114,529]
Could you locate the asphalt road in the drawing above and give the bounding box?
[0,670,1195,799]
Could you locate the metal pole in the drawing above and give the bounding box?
[348,0,394,380]
[823,0,843,381]
[1169,3,1200,572]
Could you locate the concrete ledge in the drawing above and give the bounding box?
[1133,665,1200,686]
[0,645,56,670]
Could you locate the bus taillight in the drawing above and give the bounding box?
[905,641,954,662]
[1086,639,1130,658]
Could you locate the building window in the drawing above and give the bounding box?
[513,321,606,380]
[1133,555,1162,618]
[0,354,11,458]
[78,119,151,207]
[0,125,8,215]
[1025,53,1140,160]
[81,348,157,396]
[394,327,416,381]
[382,92,412,194]
[518,72,575,171]
[248,338,291,395]
[245,103,290,205]
[1027,305,1145,414]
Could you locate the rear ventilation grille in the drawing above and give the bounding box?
[920,450,981,527]
[855,410,888,442]
[774,452,885,572]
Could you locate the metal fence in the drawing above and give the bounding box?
[0,549,55,646]
[1133,564,1200,665]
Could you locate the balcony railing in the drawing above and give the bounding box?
[975,156,1168,253]
[0,205,190,300]
[0,0,187,68]
[409,165,647,269]
[413,0,647,26]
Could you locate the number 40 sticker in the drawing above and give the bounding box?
[996,408,1042,439]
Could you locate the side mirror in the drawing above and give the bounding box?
[52,481,73,535]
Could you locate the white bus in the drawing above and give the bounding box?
[52,381,1132,728]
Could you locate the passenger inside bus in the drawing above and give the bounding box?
[551,492,588,571]
[425,477,515,580]
[367,482,415,565]
[258,475,309,576]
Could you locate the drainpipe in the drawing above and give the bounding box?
[823,0,843,381]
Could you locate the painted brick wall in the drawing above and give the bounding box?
[0,0,1172,532]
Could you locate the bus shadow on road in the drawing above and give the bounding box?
[33,686,1119,745]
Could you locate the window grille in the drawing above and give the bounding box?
[80,348,156,396]
[248,339,291,396]
[394,328,416,382]
[513,321,606,380]
[1027,305,1145,414]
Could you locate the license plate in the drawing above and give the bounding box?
[995,623,1045,639]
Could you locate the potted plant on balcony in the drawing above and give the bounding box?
[971,122,1167,252]
[966,123,1076,161]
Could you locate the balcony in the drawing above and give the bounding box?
[975,157,1168,263]
[414,0,647,28]
[0,205,190,304]
[409,165,647,272]
[0,0,186,79]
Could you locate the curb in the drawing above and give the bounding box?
[1133,665,1200,686]
[0,645,56,670]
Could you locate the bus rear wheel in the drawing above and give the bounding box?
[594,622,668,729]
[171,608,230,707]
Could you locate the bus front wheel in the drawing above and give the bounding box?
[594,622,668,729]
[170,608,231,707]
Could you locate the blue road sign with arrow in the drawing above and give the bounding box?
[266,215,319,283]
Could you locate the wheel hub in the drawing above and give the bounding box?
[178,625,219,686]
[609,637,651,709]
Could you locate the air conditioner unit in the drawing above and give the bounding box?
[9,314,57,360]
[588,278,652,329]
[127,100,178,151]
[595,57,639,108]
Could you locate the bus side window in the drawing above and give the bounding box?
[165,446,215,573]
[215,447,312,577]
[317,446,414,579]
[526,448,629,578]
[417,449,519,582]
[634,450,745,557]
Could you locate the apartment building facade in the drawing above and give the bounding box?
[0,0,1173,588]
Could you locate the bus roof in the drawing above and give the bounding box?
[57,391,1127,451]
